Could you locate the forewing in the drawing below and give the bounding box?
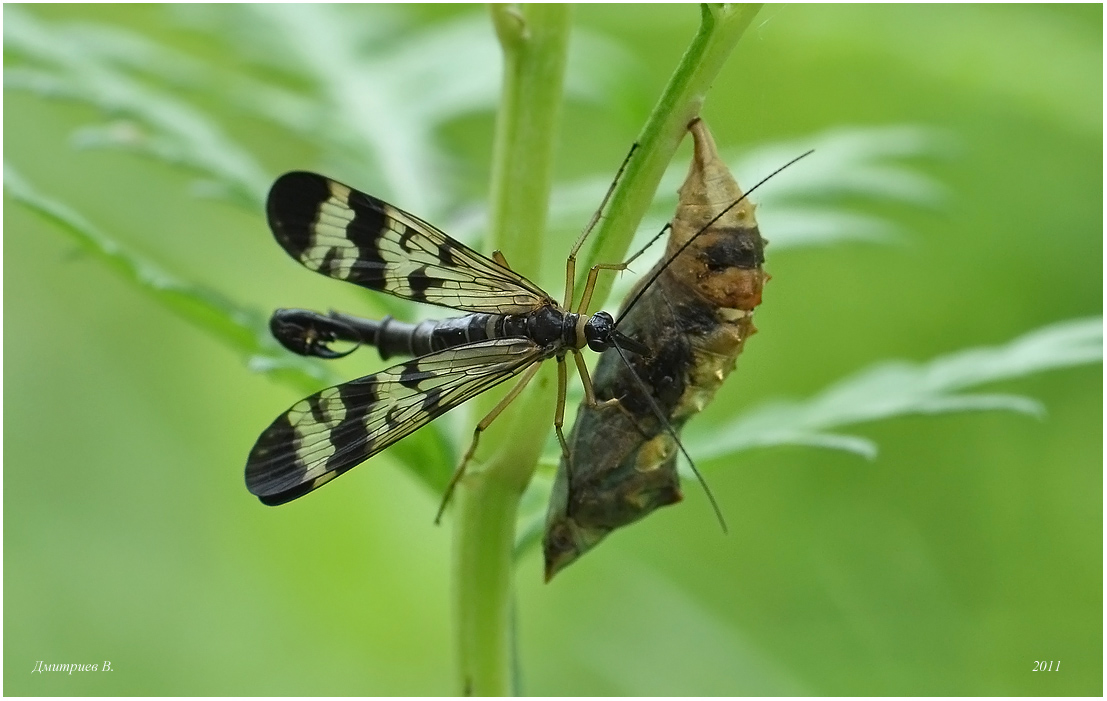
[267,172,553,314]
[245,338,545,505]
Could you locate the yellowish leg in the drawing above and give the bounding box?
[568,143,639,261]
[492,249,511,269]
[562,255,576,310]
[435,361,542,524]
[553,355,570,458]
[576,262,630,314]
[573,222,671,314]
[574,221,674,314]
[563,143,639,309]
[572,350,621,411]
[571,349,651,454]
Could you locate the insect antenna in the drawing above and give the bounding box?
[610,338,729,534]
[616,149,814,326]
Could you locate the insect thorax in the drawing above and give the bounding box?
[516,305,582,351]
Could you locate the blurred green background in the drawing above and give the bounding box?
[5,4,1101,695]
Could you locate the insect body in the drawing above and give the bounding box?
[544,119,771,579]
[246,171,641,510]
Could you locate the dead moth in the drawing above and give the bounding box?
[543,118,770,580]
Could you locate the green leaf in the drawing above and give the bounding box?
[4,163,455,490]
[688,317,1102,460]
[4,7,269,209]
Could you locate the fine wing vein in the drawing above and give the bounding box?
[245,338,544,505]
[267,171,553,314]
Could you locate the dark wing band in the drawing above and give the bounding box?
[245,338,545,505]
[267,172,553,314]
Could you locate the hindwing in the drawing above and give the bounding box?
[246,338,545,505]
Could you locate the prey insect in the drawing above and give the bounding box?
[544,119,809,578]
[245,158,645,516]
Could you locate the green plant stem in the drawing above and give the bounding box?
[452,5,571,696]
[577,3,762,307]
[451,4,759,694]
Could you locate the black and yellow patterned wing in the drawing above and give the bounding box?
[245,338,544,505]
[267,172,554,315]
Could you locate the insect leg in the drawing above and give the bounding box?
[622,223,672,270]
[568,143,639,261]
[571,349,621,412]
[434,360,544,524]
[575,261,631,315]
[570,349,645,441]
[574,221,674,314]
[554,355,570,457]
[563,142,639,309]
[492,250,511,269]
